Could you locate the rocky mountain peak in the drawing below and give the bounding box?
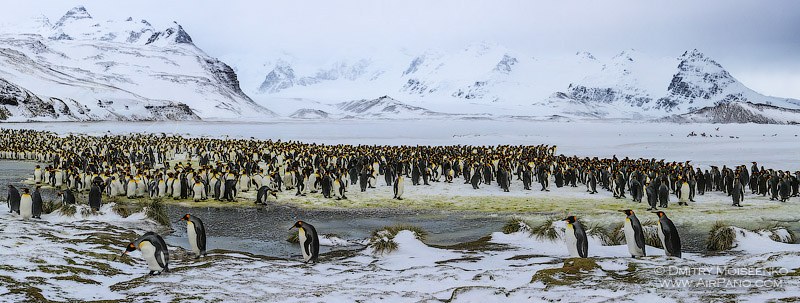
[55,6,92,27]
[258,61,296,93]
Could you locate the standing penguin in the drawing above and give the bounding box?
[89,182,102,211]
[658,181,669,208]
[255,185,272,204]
[393,175,404,200]
[178,214,207,258]
[33,165,43,184]
[122,232,170,275]
[563,216,588,258]
[58,189,76,205]
[470,169,482,190]
[31,186,43,219]
[731,176,744,207]
[653,211,681,258]
[19,188,33,220]
[677,178,690,206]
[619,210,646,257]
[290,220,320,263]
[7,185,21,214]
[192,180,206,202]
[645,183,658,210]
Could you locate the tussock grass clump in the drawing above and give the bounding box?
[530,217,561,241]
[42,200,60,214]
[143,199,170,227]
[59,204,77,217]
[368,225,428,255]
[286,233,299,244]
[757,224,797,244]
[111,201,145,218]
[589,224,622,246]
[641,224,663,249]
[707,221,736,251]
[502,217,532,234]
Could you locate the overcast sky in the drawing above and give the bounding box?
[4,0,800,98]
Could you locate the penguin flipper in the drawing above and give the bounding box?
[662,222,680,257]
[196,222,207,254]
[633,224,646,255]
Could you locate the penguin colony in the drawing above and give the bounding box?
[2,128,799,271]
[3,129,797,209]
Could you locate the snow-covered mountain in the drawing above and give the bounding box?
[660,101,800,124]
[0,6,274,121]
[250,44,800,121]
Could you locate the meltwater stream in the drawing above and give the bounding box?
[1,160,507,258]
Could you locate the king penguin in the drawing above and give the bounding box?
[178,214,207,258]
[19,188,33,220]
[7,185,21,214]
[89,181,102,211]
[290,220,320,263]
[122,232,170,275]
[653,211,681,258]
[563,216,588,258]
[31,186,43,219]
[393,175,404,200]
[619,209,646,257]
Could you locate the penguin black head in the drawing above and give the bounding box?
[290,220,304,230]
[619,209,634,216]
[652,211,667,218]
[121,242,136,256]
[22,188,30,194]
[179,214,191,222]
[563,216,577,224]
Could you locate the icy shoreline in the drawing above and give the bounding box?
[1,203,799,302]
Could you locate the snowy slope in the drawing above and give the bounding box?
[0,6,275,121]
[250,45,800,121]
[660,101,800,124]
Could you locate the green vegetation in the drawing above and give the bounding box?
[707,221,737,251]
[530,258,600,286]
[530,217,561,241]
[368,225,428,255]
[502,217,531,234]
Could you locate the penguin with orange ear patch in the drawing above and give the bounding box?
[653,211,681,257]
[290,220,319,263]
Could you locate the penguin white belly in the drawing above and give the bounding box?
[20,195,33,220]
[187,222,200,255]
[680,185,690,202]
[396,179,404,198]
[138,242,164,271]
[34,170,42,183]
[565,225,579,257]
[623,219,643,257]
[332,181,341,198]
[158,182,166,197]
[240,175,251,191]
[192,184,204,201]
[172,182,182,198]
[135,182,146,197]
[298,228,310,261]
[116,182,126,196]
[128,182,138,198]
[54,172,63,187]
